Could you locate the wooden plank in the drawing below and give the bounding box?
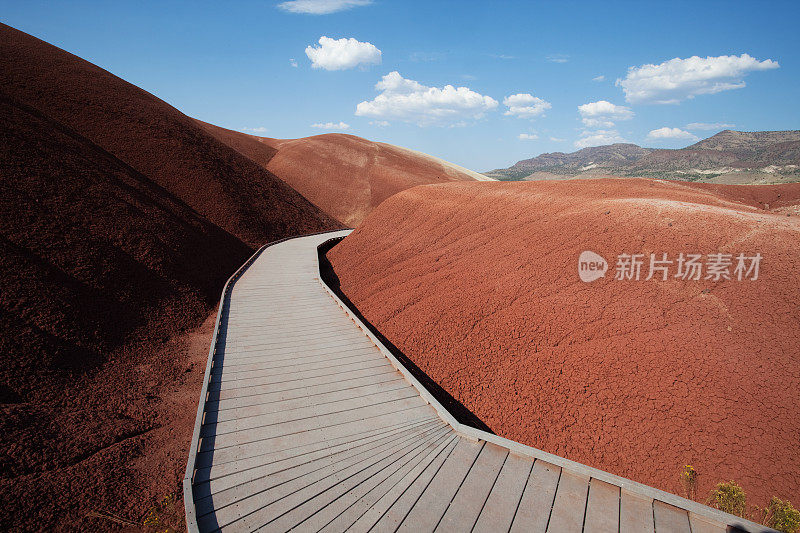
[437,442,508,531]
[231,334,374,354]
[584,478,620,533]
[395,437,484,532]
[228,323,367,343]
[229,295,329,305]
[208,380,410,424]
[215,366,399,401]
[213,425,444,531]
[214,345,378,370]
[212,347,380,376]
[225,327,367,348]
[228,313,356,330]
[620,490,654,533]
[230,306,340,320]
[207,373,404,412]
[509,460,561,533]
[653,500,691,533]
[200,387,419,439]
[472,453,534,533]
[196,422,444,524]
[365,437,460,533]
[206,360,391,394]
[198,423,423,529]
[223,337,375,358]
[222,318,353,335]
[198,405,438,464]
[225,322,351,339]
[195,418,440,488]
[215,343,384,368]
[210,352,380,383]
[230,299,334,311]
[196,407,434,467]
[201,396,427,450]
[263,428,454,532]
[227,331,370,353]
[320,434,458,533]
[547,470,590,532]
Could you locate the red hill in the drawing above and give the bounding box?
[196,122,492,227]
[328,178,800,510]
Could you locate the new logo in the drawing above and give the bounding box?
[578,251,608,282]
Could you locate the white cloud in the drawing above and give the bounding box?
[575,102,632,147]
[577,100,634,128]
[550,137,566,142]
[686,122,735,131]
[289,58,298,68]
[355,71,499,126]
[646,127,699,141]
[518,133,539,140]
[503,93,551,119]
[592,75,605,82]
[305,36,381,71]
[369,120,390,127]
[575,129,627,148]
[242,126,268,133]
[547,54,570,63]
[578,100,634,119]
[311,121,350,130]
[617,54,779,104]
[278,0,371,14]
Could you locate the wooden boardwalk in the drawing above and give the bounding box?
[184,231,770,532]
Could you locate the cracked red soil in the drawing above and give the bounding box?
[329,178,800,511]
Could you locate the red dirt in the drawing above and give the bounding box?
[1,23,340,531]
[195,123,485,227]
[235,132,483,226]
[328,178,800,512]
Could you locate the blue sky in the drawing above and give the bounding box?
[3,0,799,170]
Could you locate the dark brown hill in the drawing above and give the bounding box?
[1,23,335,248]
[0,23,339,530]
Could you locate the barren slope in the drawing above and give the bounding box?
[194,127,489,227]
[329,178,800,510]
[1,23,336,248]
[0,24,339,530]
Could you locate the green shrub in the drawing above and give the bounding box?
[765,497,800,533]
[708,481,746,517]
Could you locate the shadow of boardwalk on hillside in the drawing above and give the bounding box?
[318,237,493,434]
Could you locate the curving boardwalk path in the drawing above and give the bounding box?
[184,231,769,533]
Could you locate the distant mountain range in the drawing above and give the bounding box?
[486,130,800,184]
